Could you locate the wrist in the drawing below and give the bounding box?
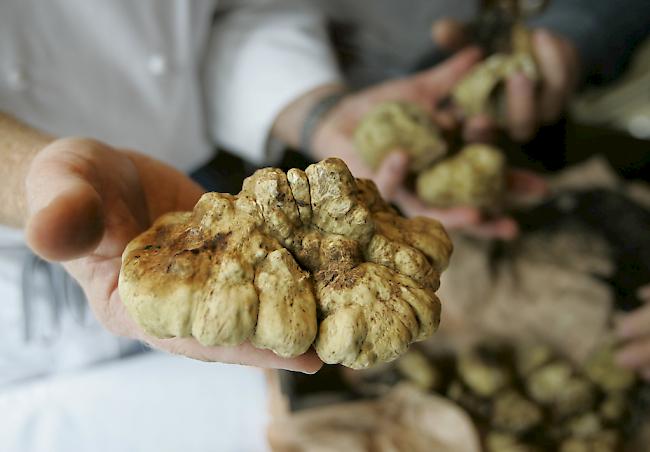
[271,83,346,152]
[0,113,53,227]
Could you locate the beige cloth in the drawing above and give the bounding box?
[437,225,614,364]
[268,384,480,452]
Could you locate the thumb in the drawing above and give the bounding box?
[638,285,650,304]
[507,168,549,198]
[430,206,482,229]
[374,150,410,199]
[414,46,482,99]
[432,18,472,51]
[25,142,105,262]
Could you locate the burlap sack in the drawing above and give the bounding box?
[268,384,480,452]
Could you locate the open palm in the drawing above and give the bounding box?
[311,48,547,240]
[24,138,321,372]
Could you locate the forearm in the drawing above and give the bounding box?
[206,0,342,164]
[270,83,345,151]
[0,112,52,227]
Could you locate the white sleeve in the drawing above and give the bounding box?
[205,0,342,165]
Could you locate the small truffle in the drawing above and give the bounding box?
[353,101,447,171]
[452,24,539,123]
[486,432,539,452]
[416,144,506,209]
[395,349,440,391]
[457,347,511,397]
[492,390,543,434]
[584,343,636,392]
[526,361,572,405]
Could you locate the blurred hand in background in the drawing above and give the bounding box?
[615,285,650,381]
[433,18,581,143]
[291,48,548,240]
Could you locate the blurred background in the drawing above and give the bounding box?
[1,1,649,451]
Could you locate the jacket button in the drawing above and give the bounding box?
[147,54,168,76]
[7,68,28,91]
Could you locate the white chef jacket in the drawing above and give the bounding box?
[0,0,340,382]
[0,1,339,450]
[0,0,341,170]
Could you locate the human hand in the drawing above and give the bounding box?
[433,20,580,142]
[614,285,650,380]
[309,48,527,238]
[24,138,322,373]
[382,151,548,240]
[310,48,482,176]
[308,47,547,240]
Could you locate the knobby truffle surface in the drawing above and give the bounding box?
[119,158,452,368]
[353,101,447,172]
[416,144,506,209]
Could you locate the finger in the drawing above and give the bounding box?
[637,284,650,303]
[150,337,323,374]
[468,217,519,241]
[99,290,324,374]
[415,47,483,99]
[615,339,650,370]
[464,114,498,143]
[506,72,537,142]
[432,18,471,51]
[533,29,571,124]
[506,169,549,197]
[25,147,105,262]
[374,150,410,199]
[394,188,482,227]
[433,207,483,229]
[615,304,650,340]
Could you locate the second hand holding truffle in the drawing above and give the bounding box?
[305,50,545,240]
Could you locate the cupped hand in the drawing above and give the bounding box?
[614,285,650,381]
[310,47,482,181]
[384,151,548,240]
[24,137,322,373]
[311,48,522,237]
[433,20,580,143]
[310,46,547,240]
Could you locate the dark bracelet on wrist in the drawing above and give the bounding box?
[299,91,347,156]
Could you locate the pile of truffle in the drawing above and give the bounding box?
[345,342,641,451]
